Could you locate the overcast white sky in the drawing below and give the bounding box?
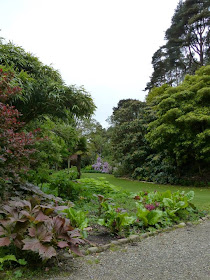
[1,0,179,127]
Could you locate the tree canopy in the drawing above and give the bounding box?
[0,40,96,123]
[146,66,210,176]
[146,0,210,91]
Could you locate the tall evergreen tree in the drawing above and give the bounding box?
[146,0,210,91]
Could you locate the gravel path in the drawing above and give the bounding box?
[50,220,210,280]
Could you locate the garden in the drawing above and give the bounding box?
[0,166,209,279]
[0,2,210,277]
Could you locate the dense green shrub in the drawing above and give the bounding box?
[48,170,79,199]
[77,177,120,198]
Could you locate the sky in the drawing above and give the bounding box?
[1,0,179,127]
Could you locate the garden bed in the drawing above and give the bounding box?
[0,176,207,279]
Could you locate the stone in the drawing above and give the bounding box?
[88,247,99,254]
[141,233,149,238]
[129,235,140,241]
[61,252,73,259]
[118,238,129,244]
[111,240,120,245]
[147,232,155,236]
[178,222,186,227]
[80,249,88,256]
[101,244,111,250]
[173,225,179,228]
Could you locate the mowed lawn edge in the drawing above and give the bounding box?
[82,173,210,211]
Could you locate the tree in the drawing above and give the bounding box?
[73,136,88,179]
[0,40,96,124]
[109,99,150,176]
[28,117,78,171]
[146,0,210,91]
[165,0,210,67]
[146,65,210,179]
[76,118,109,165]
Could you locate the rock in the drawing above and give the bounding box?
[111,240,120,245]
[118,238,129,244]
[88,247,99,254]
[178,222,186,227]
[173,225,179,228]
[129,235,140,241]
[80,249,88,256]
[101,244,111,250]
[141,233,149,238]
[146,232,153,236]
[60,252,73,259]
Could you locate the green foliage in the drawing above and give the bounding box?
[0,255,27,271]
[32,118,78,170]
[0,41,96,124]
[78,178,120,198]
[27,168,79,198]
[82,173,210,211]
[93,194,112,217]
[109,99,150,177]
[76,118,110,166]
[98,202,135,235]
[96,188,198,234]
[82,165,99,173]
[146,0,210,90]
[135,204,163,227]
[63,207,89,238]
[48,170,78,196]
[26,166,51,186]
[134,189,197,227]
[146,66,210,181]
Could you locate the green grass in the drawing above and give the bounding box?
[82,173,210,211]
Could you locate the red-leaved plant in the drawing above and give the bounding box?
[0,68,37,184]
[0,197,84,260]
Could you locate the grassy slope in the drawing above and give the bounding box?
[82,173,210,211]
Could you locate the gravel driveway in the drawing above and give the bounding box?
[50,220,210,280]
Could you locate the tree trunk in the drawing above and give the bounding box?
[77,155,81,179]
[68,156,71,169]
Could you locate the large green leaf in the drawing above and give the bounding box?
[136,204,149,227]
[147,210,163,225]
[185,191,194,201]
[0,255,17,263]
[163,198,174,208]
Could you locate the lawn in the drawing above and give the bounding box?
[82,173,210,211]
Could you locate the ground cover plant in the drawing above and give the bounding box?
[34,173,205,239]
[0,196,84,261]
[82,173,210,211]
